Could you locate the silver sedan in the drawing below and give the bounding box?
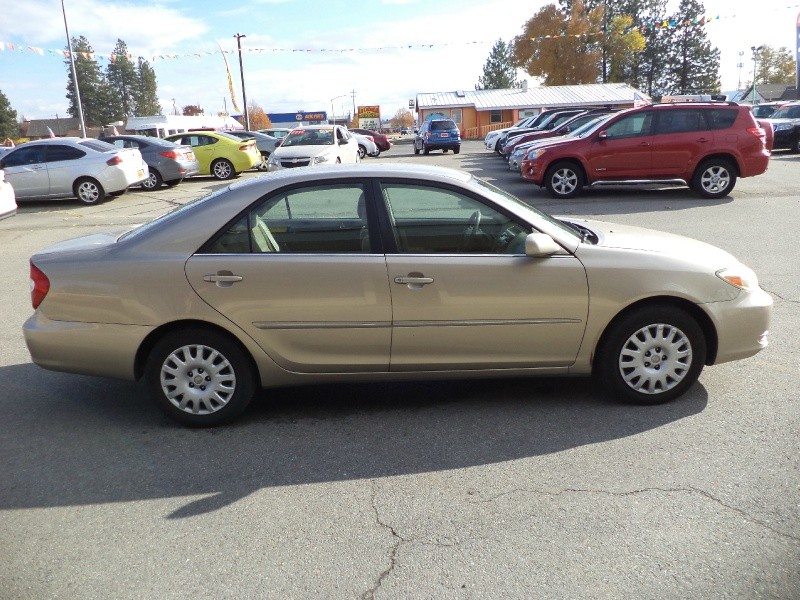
[23,164,772,426]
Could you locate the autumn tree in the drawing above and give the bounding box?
[754,46,796,85]
[512,1,603,85]
[389,108,414,129]
[476,40,520,90]
[182,105,203,116]
[248,101,272,130]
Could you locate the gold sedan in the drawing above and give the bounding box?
[23,164,772,426]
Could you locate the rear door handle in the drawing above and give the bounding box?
[394,276,434,285]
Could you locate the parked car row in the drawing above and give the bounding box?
[485,101,772,200]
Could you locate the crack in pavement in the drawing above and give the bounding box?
[763,288,800,304]
[361,479,406,600]
[467,486,800,543]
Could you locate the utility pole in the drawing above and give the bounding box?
[61,0,86,137]
[234,33,250,131]
[350,89,357,120]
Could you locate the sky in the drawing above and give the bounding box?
[1,0,799,124]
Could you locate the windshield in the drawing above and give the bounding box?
[469,175,581,240]
[281,128,335,147]
[771,105,800,119]
[567,114,614,138]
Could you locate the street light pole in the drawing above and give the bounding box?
[61,0,86,137]
[234,33,250,131]
[330,94,347,125]
[751,45,764,105]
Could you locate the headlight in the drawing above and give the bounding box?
[717,265,759,291]
[313,154,329,164]
[775,123,792,131]
[526,148,547,161]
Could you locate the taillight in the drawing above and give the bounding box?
[106,155,123,166]
[366,136,374,142]
[747,127,767,145]
[239,144,252,152]
[159,150,179,159]
[30,262,50,309]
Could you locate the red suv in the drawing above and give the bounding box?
[520,102,771,199]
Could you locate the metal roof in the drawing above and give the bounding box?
[416,83,646,110]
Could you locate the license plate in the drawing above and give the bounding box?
[186,152,195,160]
[137,169,144,178]
[440,133,449,137]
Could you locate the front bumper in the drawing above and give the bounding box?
[704,286,772,365]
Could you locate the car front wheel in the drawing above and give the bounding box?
[413,143,420,155]
[74,178,106,205]
[358,145,367,159]
[211,158,236,180]
[145,328,257,427]
[596,306,706,405]
[544,161,584,198]
[692,159,736,199]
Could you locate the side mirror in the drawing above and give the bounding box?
[524,233,563,257]
[597,131,608,141]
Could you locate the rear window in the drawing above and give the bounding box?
[705,108,739,130]
[79,140,117,152]
[430,120,457,131]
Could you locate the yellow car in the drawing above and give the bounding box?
[164,131,260,180]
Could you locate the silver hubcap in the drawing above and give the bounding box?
[143,173,157,188]
[618,323,692,395]
[78,182,100,202]
[551,168,578,195]
[160,344,236,415]
[214,162,232,178]
[700,166,730,193]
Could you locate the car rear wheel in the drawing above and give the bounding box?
[413,143,420,155]
[544,161,584,199]
[358,145,367,159]
[596,306,706,405]
[141,169,163,190]
[74,178,106,205]
[423,144,430,155]
[211,158,235,180]
[453,146,461,155]
[692,159,736,199]
[145,327,257,427]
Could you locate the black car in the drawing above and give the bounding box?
[763,102,800,152]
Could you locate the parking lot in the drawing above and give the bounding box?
[1,140,798,599]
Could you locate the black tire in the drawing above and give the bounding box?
[544,161,584,199]
[442,148,448,153]
[165,179,182,187]
[145,327,257,427]
[596,306,706,405]
[73,178,106,205]
[494,139,501,153]
[691,159,736,199]
[358,145,367,159]
[423,143,430,155]
[141,169,163,191]
[791,135,800,154]
[413,143,420,155]
[373,148,381,157]
[211,158,236,180]
[453,146,461,155]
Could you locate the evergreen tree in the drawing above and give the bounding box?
[134,58,161,116]
[0,90,19,139]
[106,39,138,120]
[661,0,720,95]
[476,39,519,90]
[65,36,116,126]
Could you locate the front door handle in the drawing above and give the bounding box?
[394,273,434,290]
[203,272,243,288]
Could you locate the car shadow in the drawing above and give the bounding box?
[0,363,707,519]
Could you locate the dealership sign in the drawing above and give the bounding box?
[358,105,381,129]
